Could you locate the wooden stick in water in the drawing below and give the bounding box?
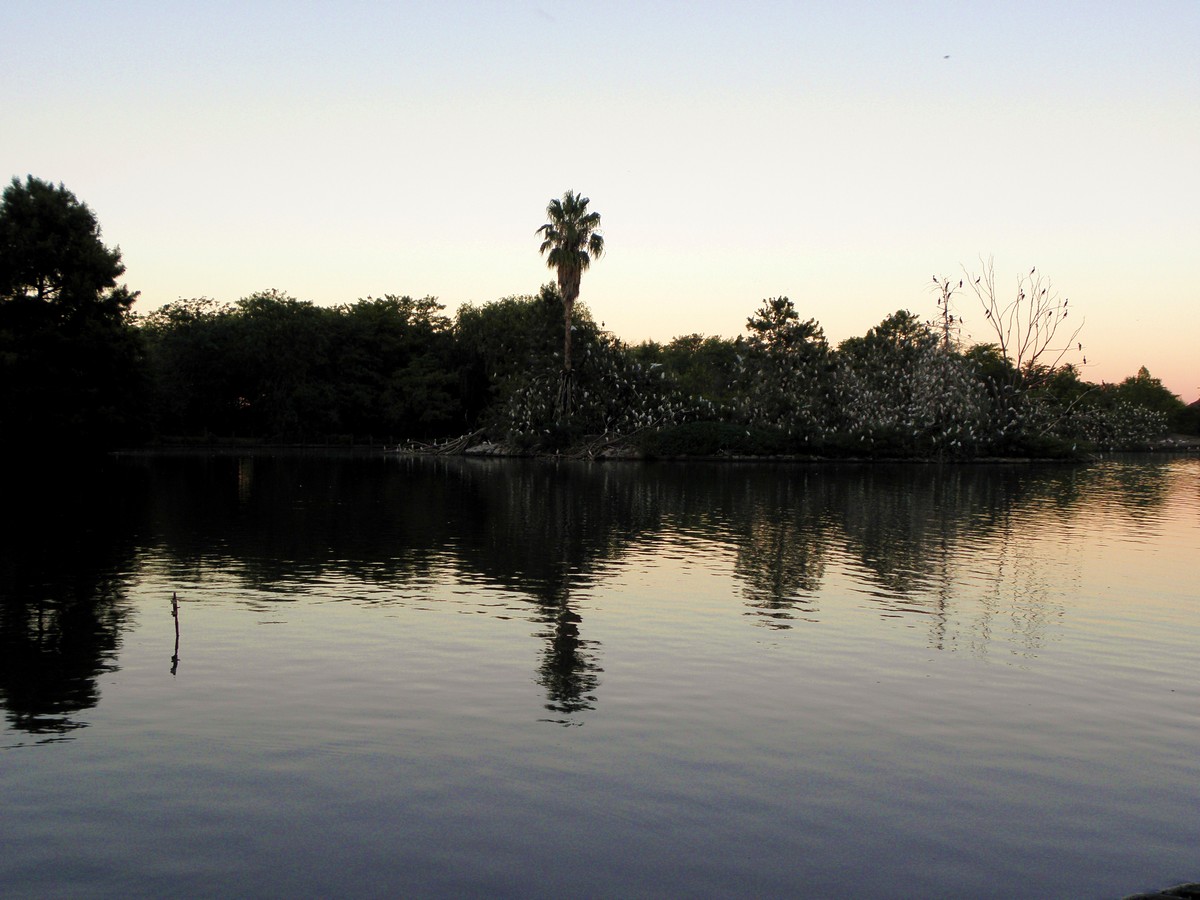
[170,592,180,676]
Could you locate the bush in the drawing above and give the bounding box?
[636,421,794,457]
[1174,403,1200,436]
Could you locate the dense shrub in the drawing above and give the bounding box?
[636,422,794,457]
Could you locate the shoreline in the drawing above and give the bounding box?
[111,434,1200,464]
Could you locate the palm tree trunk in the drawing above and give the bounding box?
[562,295,574,373]
[555,290,576,423]
[556,369,573,423]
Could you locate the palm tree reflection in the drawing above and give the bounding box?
[448,460,626,721]
[4,453,1175,738]
[535,594,601,719]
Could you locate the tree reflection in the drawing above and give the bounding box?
[445,460,642,719]
[535,600,601,717]
[0,462,144,737]
[135,454,641,721]
[730,471,832,628]
[834,465,968,598]
[1089,457,1175,520]
[48,451,1188,734]
[830,464,1094,656]
[0,590,128,735]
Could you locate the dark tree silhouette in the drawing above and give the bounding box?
[0,176,146,451]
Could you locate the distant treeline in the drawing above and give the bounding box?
[1,174,1195,457]
[2,278,1197,456]
[129,288,1195,456]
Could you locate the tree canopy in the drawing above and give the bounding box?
[0,176,145,452]
[0,176,132,318]
[3,175,1190,455]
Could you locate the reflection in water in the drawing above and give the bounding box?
[737,519,823,626]
[2,453,1196,898]
[536,602,601,719]
[170,591,181,676]
[1104,456,1175,508]
[236,456,254,505]
[0,462,145,735]
[830,465,1079,654]
[0,593,127,736]
[0,451,1195,732]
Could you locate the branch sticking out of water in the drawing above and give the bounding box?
[170,592,180,676]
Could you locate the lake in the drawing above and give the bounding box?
[1,452,1197,898]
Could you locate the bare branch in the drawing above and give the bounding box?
[962,257,1083,390]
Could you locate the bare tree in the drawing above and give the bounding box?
[964,257,1083,389]
[930,275,963,350]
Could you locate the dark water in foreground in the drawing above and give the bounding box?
[1,452,1197,898]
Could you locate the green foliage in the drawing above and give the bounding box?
[1059,401,1166,450]
[636,422,793,457]
[643,334,746,411]
[833,311,990,457]
[131,279,1193,456]
[1176,402,1200,436]
[1016,366,1176,451]
[455,285,563,426]
[457,287,698,445]
[0,176,147,451]
[330,294,457,436]
[738,296,831,435]
[0,176,130,317]
[536,190,604,417]
[141,291,458,441]
[536,191,604,312]
[499,316,703,445]
[961,343,1015,388]
[229,290,335,437]
[481,286,1184,458]
[140,298,244,436]
[1109,367,1188,429]
[4,180,1177,459]
[839,309,938,358]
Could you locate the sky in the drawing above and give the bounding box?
[3,1,1197,400]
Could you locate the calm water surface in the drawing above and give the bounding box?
[2,453,1197,898]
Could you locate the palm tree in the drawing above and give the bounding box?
[537,190,604,420]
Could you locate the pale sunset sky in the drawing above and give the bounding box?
[3,1,1197,400]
